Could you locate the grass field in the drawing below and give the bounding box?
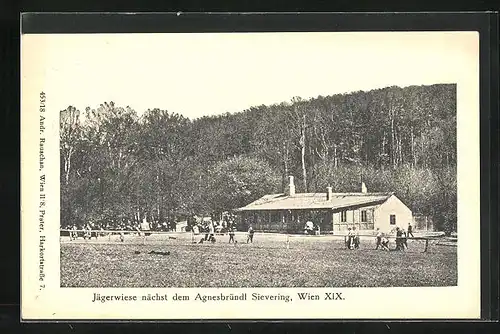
[60,232,457,288]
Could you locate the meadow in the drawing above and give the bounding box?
[60,232,457,288]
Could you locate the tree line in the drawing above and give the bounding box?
[60,83,457,232]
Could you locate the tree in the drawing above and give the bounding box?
[60,84,457,232]
[60,106,81,185]
[285,97,310,192]
[138,108,193,221]
[206,156,281,214]
[250,103,294,192]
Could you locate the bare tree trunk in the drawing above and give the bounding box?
[64,147,74,185]
[382,131,386,155]
[64,158,69,185]
[290,99,308,191]
[398,134,403,165]
[300,113,307,192]
[333,144,337,168]
[390,108,396,167]
[157,172,161,221]
[411,126,416,167]
[421,133,426,168]
[361,136,368,163]
[394,130,399,166]
[282,141,289,192]
[118,149,122,169]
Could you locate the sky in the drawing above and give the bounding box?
[31,31,478,119]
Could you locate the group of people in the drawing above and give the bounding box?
[196,220,255,244]
[375,228,391,251]
[65,223,101,240]
[374,224,415,251]
[226,224,255,244]
[64,216,417,250]
[192,220,228,236]
[393,225,415,251]
[64,218,153,241]
[345,226,361,249]
[345,223,415,251]
[63,217,180,235]
[62,214,259,244]
[196,221,218,243]
[190,213,256,245]
[304,221,321,235]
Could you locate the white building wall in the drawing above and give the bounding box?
[353,209,359,223]
[331,204,380,234]
[332,212,340,225]
[374,195,412,233]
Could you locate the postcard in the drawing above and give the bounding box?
[21,30,480,320]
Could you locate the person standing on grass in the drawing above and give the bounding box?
[346,227,354,249]
[345,228,350,249]
[203,222,210,241]
[375,228,382,250]
[70,224,78,240]
[228,226,235,243]
[395,227,403,251]
[353,226,360,249]
[89,222,98,240]
[305,220,314,235]
[84,223,92,240]
[407,223,414,238]
[380,235,390,251]
[208,221,215,242]
[247,225,255,243]
[401,229,408,250]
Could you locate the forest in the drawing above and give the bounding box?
[60,83,457,232]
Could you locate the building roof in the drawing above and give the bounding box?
[235,192,394,211]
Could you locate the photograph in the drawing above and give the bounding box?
[56,32,458,289]
[21,26,481,320]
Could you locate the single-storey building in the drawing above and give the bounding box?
[235,176,412,234]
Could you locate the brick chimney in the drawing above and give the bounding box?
[326,186,333,201]
[361,182,367,193]
[287,176,296,196]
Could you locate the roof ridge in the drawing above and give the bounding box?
[289,192,393,196]
[246,193,286,205]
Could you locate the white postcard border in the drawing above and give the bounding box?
[21,31,481,320]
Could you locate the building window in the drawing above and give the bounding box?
[361,210,367,222]
[341,210,347,222]
[390,214,396,225]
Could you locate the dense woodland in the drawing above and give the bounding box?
[60,84,457,232]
